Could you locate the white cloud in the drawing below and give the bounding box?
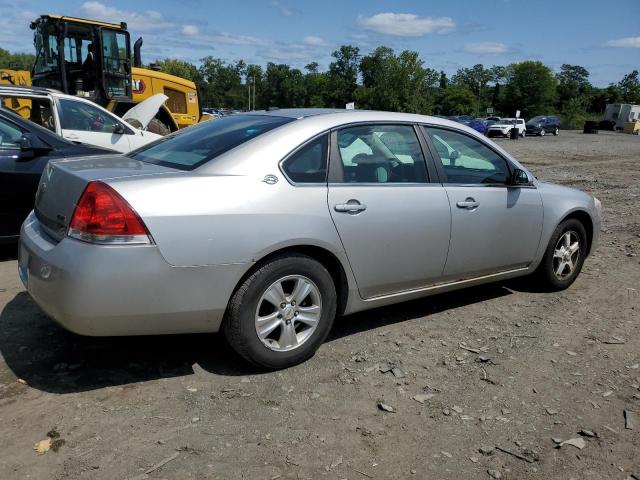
[271,0,294,17]
[81,1,171,33]
[182,25,199,36]
[357,13,455,37]
[464,42,508,54]
[303,36,327,47]
[606,36,640,48]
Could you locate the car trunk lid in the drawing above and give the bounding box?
[34,155,179,242]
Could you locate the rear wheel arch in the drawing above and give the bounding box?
[230,245,350,316]
[559,210,594,255]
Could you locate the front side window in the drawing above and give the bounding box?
[282,135,328,183]
[0,117,24,148]
[58,99,120,133]
[129,114,294,170]
[424,127,511,185]
[336,125,427,183]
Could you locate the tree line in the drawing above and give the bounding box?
[2,45,640,128]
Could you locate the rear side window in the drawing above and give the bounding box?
[129,114,294,170]
[282,135,328,183]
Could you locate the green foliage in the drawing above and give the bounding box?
[0,42,617,120]
[499,61,556,118]
[155,58,202,84]
[326,45,360,108]
[436,86,477,116]
[0,47,35,70]
[356,47,438,114]
[618,70,640,104]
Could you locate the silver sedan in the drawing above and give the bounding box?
[19,109,602,368]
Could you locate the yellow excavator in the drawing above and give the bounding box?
[1,14,206,134]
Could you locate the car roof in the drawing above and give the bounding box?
[0,85,58,97]
[243,108,467,129]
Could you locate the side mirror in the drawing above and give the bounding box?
[509,168,530,186]
[17,133,52,161]
[449,150,460,161]
[113,123,125,134]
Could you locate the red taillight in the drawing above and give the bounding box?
[68,181,151,244]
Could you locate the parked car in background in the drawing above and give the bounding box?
[487,118,526,137]
[19,109,601,369]
[467,118,487,134]
[0,107,112,243]
[526,116,560,136]
[0,86,165,152]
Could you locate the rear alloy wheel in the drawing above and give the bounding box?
[223,254,337,369]
[533,219,587,290]
[554,127,559,136]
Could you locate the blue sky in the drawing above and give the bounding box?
[1,0,638,86]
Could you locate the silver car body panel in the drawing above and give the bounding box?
[19,109,602,336]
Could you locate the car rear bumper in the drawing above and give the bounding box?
[19,211,247,336]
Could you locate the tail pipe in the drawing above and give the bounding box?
[133,37,143,68]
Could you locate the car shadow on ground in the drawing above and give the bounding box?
[0,284,514,394]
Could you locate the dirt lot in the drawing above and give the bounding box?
[0,130,638,480]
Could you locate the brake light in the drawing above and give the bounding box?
[68,181,151,244]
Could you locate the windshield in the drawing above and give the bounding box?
[128,114,294,170]
[495,119,515,125]
[528,116,545,123]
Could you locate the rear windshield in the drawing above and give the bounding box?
[128,114,294,170]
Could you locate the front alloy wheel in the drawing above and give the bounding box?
[533,218,587,291]
[552,231,581,280]
[540,128,546,136]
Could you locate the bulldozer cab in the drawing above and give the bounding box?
[31,15,132,106]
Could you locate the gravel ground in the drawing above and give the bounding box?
[0,130,638,480]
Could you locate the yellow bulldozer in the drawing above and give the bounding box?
[0,14,205,134]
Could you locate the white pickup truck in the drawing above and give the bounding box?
[487,118,526,138]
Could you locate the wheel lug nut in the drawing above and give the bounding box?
[294,311,298,316]
[277,314,282,319]
[291,300,296,306]
[280,303,286,309]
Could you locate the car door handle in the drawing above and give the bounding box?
[334,201,367,213]
[456,198,480,209]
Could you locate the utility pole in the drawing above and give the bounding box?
[252,76,256,111]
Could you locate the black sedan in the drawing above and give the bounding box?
[0,108,113,243]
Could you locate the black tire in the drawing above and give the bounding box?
[533,219,587,291]
[553,127,559,136]
[223,254,337,369]
[147,117,172,136]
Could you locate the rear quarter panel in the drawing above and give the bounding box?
[110,175,345,268]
